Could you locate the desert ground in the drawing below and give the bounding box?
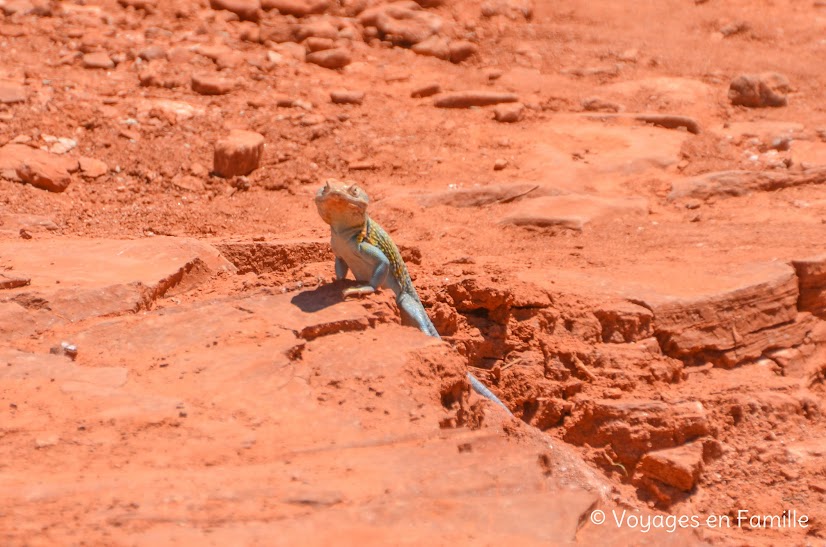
[1,0,826,545]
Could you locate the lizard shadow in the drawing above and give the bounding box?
[290,280,362,313]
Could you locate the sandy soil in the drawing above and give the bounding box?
[2,0,826,545]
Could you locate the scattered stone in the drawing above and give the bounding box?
[359,2,443,46]
[411,83,441,98]
[719,20,749,37]
[0,144,74,192]
[82,52,114,70]
[305,37,335,52]
[118,0,156,11]
[0,273,30,290]
[262,0,330,16]
[209,0,261,21]
[411,35,450,59]
[348,160,377,170]
[79,157,108,179]
[638,443,704,491]
[305,48,351,69]
[330,89,365,105]
[581,97,622,112]
[49,341,78,361]
[213,130,265,178]
[191,72,235,95]
[729,72,790,108]
[449,40,478,63]
[139,65,188,89]
[493,102,524,123]
[479,0,532,20]
[500,194,648,231]
[138,46,167,61]
[0,80,26,104]
[634,114,700,134]
[294,20,339,41]
[562,65,620,78]
[19,228,32,240]
[48,137,78,155]
[493,159,508,170]
[34,435,60,449]
[564,399,710,467]
[434,91,519,108]
[173,175,206,193]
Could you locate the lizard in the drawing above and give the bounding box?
[314,179,513,416]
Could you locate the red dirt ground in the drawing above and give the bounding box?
[2,0,826,545]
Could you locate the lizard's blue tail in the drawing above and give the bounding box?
[467,372,513,416]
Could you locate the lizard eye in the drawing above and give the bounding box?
[348,184,360,196]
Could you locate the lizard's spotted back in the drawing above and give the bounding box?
[358,217,415,296]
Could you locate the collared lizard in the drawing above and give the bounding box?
[315,179,512,416]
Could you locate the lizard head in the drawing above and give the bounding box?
[315,179,370,230]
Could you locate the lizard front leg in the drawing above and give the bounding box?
[342,243,389,298]
[335,256,349,280]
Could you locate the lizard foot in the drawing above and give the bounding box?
[342,286,377,298]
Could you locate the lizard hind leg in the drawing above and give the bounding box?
[398,293,440,339]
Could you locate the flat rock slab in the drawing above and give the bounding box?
[520,261,816,367]
[0,287,701,545]
[518,116,690,195]
[0,237,234,331]
[669,168,826,201]
[214,238,332,274]
[0,212,59,236]
[500,194,649,230]
[417,182,556,208]
[600,77,714,115]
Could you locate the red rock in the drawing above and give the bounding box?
[480,0,532,20]
[295,21,339,41]
[213,130,265,178]
[448,40,478,63]
[0,273,30,290]
[209,0,261,21]
[645,262,805,367]
[0,80,26,104]
[262,0,330,16]
[82,52,114,69]
[138,45,166,61]
[78,157,108,179]
[305,48,351,69]
[493,102,524,123]
[729,72,790,107]
[330,89,365,105]
[410,83,441,98]
[359,2,443,46]
[668,167,826,201]
[434,91,519,108]
[499,195,648,231]
[581,97,622,112]
[792,255,826,316]
[191,73,235,95]
[412,35,449,59]
[638,443,704,491]
[0,144,73,192]
[305,37,335,52]
[564,399,710,467]
[117,0,157,11]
